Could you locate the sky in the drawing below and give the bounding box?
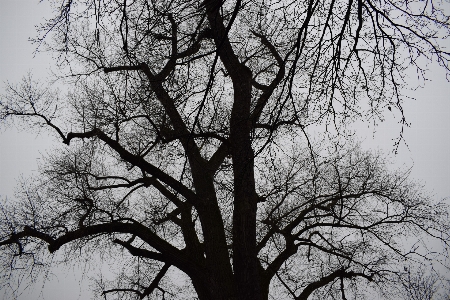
[0,1,93,299]
[0,1,449,299]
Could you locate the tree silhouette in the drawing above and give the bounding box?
[1,1,449,299]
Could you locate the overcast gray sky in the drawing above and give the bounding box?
[0,0,55,199]
[0,1,449,299]
[0,1,92,299]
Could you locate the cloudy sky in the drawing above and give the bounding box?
[0,1,449,299]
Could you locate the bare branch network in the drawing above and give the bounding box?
[1,0,449,299]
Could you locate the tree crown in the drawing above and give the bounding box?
[1,1,449,299]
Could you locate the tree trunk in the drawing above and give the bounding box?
[230,65,264,300]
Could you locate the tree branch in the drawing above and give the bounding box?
[296,268,373,300]
[141,263,171,299]
[113,238,167,262]
[1,222,203,276]
[64,128,199,206]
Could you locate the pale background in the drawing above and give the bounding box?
[0,1,449,299]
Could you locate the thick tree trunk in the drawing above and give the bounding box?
[204,2,264,298]
[192,278,269,300]
[229,66,264,300]
[190,168,236,299]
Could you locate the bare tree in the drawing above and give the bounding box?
[1,1,450,299]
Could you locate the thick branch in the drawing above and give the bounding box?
[249,31,286,124]
[113,238,166,262]
[207,141,230,173]
[64,128,199,206]
[1,222,204,276]
[157,13,177,80]
[104,65,142,73]
[206,0,245,80]
[264,238,298,283]
[296,268,373,300]
[88,177,155,191]
[141,263,171,299]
